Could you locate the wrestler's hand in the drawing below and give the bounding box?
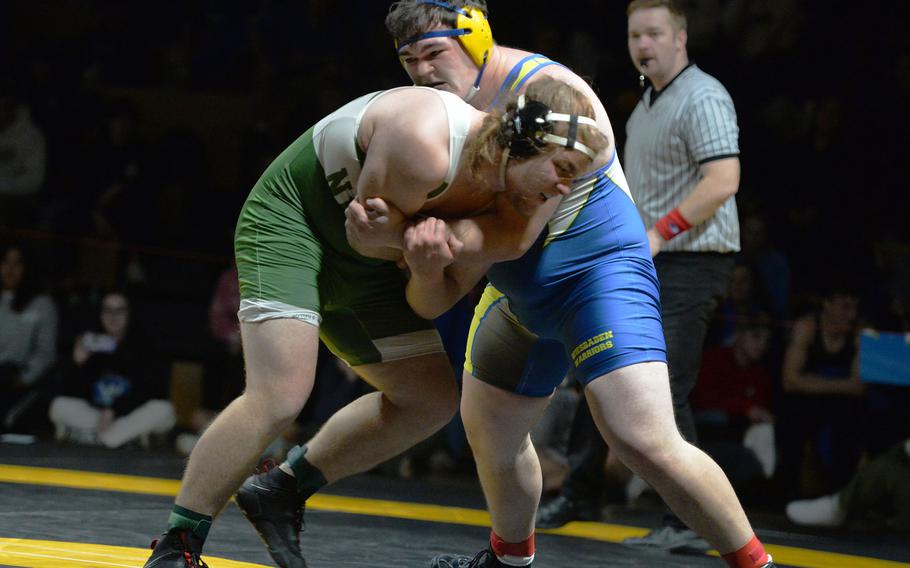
[345,197,407,250]
[402,217,462,279]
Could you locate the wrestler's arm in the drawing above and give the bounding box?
[781,316,864,396]
[345,199,405,261]
[346,107,449,260]
[402,217,465,319]
[447,192,561,262]
[404,195,559,319]
[347,187,555,264]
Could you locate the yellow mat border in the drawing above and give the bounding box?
[1,464,907,568]
[0,538,268,568]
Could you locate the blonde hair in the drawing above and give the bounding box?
[627,0,687,31]
[466,77,608,180]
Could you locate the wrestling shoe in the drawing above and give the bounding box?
[430,548,519,567]
[235,465,308,568]
[535,494,602,529]
[143,530,208,568]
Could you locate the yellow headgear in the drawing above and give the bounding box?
[395,1,493,68]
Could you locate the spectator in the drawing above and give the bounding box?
[786,438,910,533]
[199,263,244,423]
[775,283,865,497]
[739,212,790,322]
[709,261,772,348]
[693,312,777,490]
[0,241,58,432]
[81,99,151,242]
[48,290,175,448]
[0,74,47,229]
[855,275,910,459]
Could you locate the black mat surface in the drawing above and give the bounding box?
[2,441,909,567]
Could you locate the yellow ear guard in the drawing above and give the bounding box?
[395,1,493,68]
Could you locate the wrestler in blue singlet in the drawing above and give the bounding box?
[466,57,667,396]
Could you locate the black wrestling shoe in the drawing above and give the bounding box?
[235,466,308,568]
[143,530,208,568]
[535,494,602,529]
[430,548,519,567]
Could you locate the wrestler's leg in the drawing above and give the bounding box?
[585,361,755,553]
[460,373,552,542]
[302,352,460,482]
[177,318,319,515]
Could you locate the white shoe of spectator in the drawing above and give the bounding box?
[743,422,776,478]
[785,494,846,527]
[625,473,651,505]
[175,432,200,456]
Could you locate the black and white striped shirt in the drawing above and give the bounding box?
[624,64,740,253]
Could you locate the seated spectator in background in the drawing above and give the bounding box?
[876,270,910,333]
[709,260,773,348]
[739,212,790,323]
[786,438,910,534]
[0,74,47,230]
[775,283,865,498]
[855,276,910,459]
[49,290,175,447]
[692,312,776,492]
[1,241,58,432]
[83,99,150,242]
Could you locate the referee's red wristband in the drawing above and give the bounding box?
[655,207,692,241]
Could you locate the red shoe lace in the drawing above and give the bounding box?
[257,458,276,473]
[179,532,209,568]
[148,536,209,568]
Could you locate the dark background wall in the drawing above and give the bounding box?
[2,0,909,359]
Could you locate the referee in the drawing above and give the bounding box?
[623,0,741,551]
[538,0,742,554]
[626,0,740,441]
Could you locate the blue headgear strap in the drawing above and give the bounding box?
[419,0,468,16]
[397,28,470,52]
[396,1,471,52]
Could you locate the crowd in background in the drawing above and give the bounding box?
[1,0,909,533]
